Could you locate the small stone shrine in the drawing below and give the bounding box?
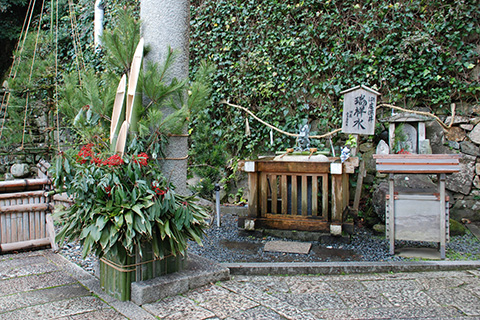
[380,113,432,154]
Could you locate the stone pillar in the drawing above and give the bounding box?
[140,0,189,194]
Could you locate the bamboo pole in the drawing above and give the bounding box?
[0,203,52,213]
[0,237,51,252]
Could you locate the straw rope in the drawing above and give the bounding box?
[99,252,176,273]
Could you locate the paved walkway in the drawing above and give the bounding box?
[1,249,480,319]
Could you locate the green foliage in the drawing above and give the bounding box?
[190,0,480,158]
[53,146,209,259]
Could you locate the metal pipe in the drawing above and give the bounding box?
[214,183,221,227]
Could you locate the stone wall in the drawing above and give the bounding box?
[362,103,480,223]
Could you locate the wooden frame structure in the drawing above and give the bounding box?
[242,158,356,233]
[0,178,57,252]
[374,154,461,259]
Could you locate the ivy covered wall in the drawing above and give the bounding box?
[189,0,479,158]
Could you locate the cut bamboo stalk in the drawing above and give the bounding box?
[125,38,144,125]
[0,237,51,252]
[115,121,129,156]
[0,190,45,200]
[110,74,127,144]
[0,203,52,213]
[0,178,50,192]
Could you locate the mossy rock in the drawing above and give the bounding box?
[450,219,467,236]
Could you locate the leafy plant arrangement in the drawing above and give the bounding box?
[52,10,213,264]
[54,143,208,260]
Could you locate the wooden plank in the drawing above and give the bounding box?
[342,173,349,209]
[312,176,318,216]
[256,161,331,174]
[301,175,308,216]
[270,174,277,214]
[46,214,58,251]
[256,215,330,232]
[439,173,446,259]
[291,175,297,215]
[248,173,259,218]
[374,158,460,164]
[353,160,366,211]
[388,174,395,255]
[375,165,460,173]
[373,154,462,160]
[260,173,268,216]
[322,174,328,219]
[281,175,288,215]
[389,123,395,153]
[331,174,343,222]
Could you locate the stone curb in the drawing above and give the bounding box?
[222,260,480,276]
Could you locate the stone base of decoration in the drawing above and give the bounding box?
[130,253,230,305]
[99,251,187,301]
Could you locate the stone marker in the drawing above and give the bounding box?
[376,140,389,154]
[264,240,312,254]
[400,123,417,153]
[10,163,30,178]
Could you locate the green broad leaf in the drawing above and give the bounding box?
[99,227,111,249]
[114,214,124,229]
[134,214,147,234]
[131,204,144,216]
[95,215,109,230]
[125,211,133,225]
[63,157,71,175]
[157,222,166,240]
[186,226,203,245]
[164,220,172,238]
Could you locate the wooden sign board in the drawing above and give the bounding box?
[341,85,380,135]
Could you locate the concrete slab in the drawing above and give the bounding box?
[397,247,442,259]
[223,260,480,276]
[264,240,311,254]
[130,254,230,305]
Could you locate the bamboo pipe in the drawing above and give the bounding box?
[0,203,52,213]
[0,238,51,252]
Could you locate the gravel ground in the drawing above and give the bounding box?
[58,213,480,274]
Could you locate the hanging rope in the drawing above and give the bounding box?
[222,100,342,139]
[67,0,85,82]
[55,0,61,151]
[21,0,47,150]
[0,0,37,142]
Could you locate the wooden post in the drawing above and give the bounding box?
[247,172,258,218]
[353,160,366,212]
[439,173,446,259]
[388,173,395,255]
[332,174,343,222]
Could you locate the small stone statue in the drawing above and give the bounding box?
[340,146,350,163]
[295,123,311,151]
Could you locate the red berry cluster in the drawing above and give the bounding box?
[103,154,124,167]
[133,152,149,166]
[77,143,94,164]
[151,181,167,196]
[397,148,410,154]
[104,185,112,197]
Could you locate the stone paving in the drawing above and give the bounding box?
[1,249,480,319]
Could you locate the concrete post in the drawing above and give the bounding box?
[140,0,190,194]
